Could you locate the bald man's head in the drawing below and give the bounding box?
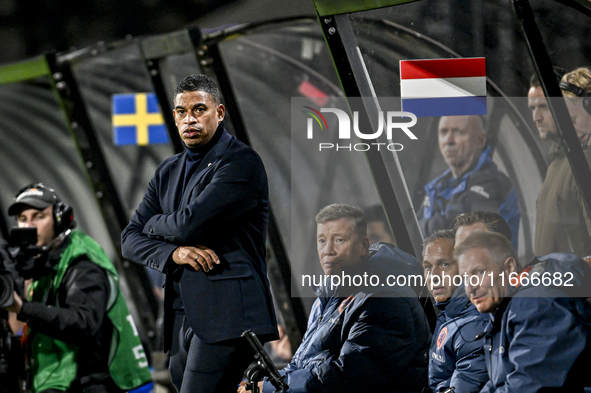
[438,115,487,178]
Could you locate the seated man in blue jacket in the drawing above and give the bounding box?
[417,115,521,249]
[452,211,513,250]
[422,229,488,393]
[456,231,591,393]
[240,203,431,393]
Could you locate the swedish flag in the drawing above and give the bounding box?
[112,93,169,145]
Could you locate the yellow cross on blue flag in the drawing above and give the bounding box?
[112,93,169,145]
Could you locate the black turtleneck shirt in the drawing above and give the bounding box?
[172,122,224,311]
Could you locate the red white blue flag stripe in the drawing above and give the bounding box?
[400,58,487,117]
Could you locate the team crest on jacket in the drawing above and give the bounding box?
[437,327,448,349]
[338,296,354,314]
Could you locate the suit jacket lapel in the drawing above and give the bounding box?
[180,129,233,208]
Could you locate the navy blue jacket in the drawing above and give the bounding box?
[429,285,489,393]
[480,253,591,393]
[121,128,277,348]
[418,146,521,249]
[263,243,431,393]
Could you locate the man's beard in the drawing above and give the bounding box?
[543,130,561,142]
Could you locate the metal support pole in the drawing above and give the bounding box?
[317,13,437,331]
[144,58,185,154]
[318,14,422,257]
[512,0,591,217]
[46,53,159,352]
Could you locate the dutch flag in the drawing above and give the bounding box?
[400,57,487,118]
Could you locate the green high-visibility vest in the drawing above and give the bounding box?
[28,230,152,392]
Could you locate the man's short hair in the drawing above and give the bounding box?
[530,73,541,88]
[451,211,512,243]
[316,204,367,240]
[560,67,591,98]
[422,228,455,251]
[364,204,388,225]
[174,74,221,105]
[529,66,567,88]
[453,231,517,269]
[438,115,487,134]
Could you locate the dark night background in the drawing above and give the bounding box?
[0,0,316,65]
[2,0,589,93]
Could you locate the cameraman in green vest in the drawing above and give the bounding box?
[3,183,152,393]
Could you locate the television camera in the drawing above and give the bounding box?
[0,227,40,393]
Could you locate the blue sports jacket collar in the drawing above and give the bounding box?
[424,145,493,217]
[435,285,473,318]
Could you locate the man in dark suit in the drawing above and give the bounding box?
[121,74,278,393]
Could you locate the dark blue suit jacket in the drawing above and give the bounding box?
[480,253,591,393]
[265,243,431,393]
[121,128,277,349]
